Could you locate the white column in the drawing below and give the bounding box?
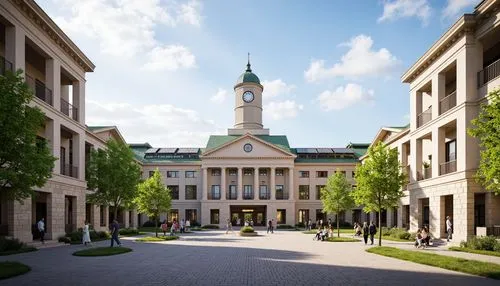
[410,90,422,131]
[202,167,208,200]
[220,168,226,200]
[288,167,294,200]
[45,58,60,109]
[270,167,276,200]
[237,168,243,200]
[410,138,422,182]
[5,25,25,72]
[73,80,86,124]
[431,73,445,118]
[254,167,259,200]
[73,133,85,180]
[432,126,445,178]
[46,120,61,173]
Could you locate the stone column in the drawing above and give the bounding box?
[46,120,61,174]
[202,167,208,200]
[45,58,61,110]
[270,167,276,200]
[5,25,25,72]
[73,80,86,124]
[221,168,226,200]
[432,126,445,178]
[7,198,32,242]
[124,210,130,228]
[92,204,100,230]
[131,209,138,229]
[431,73,445,119]
[237,168,243,200]
[73,133,85,180]
[386,208,394,228]
[254,167,259,200]
[410,138,422,182]
[288,167,294,200]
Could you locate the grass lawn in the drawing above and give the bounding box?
[381,235,413,243]
[326,237,360,242]
[73,247,132,257]
[449,247,500,258]
[0,247,38,256]
[367,246,500,280]
[135,236,180,242]
[0,261,31,280]
[302,228,355,234]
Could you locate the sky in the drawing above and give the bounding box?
[37,0,480,148]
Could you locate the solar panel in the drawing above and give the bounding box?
[332,148,355,154]
[157,148,177,153]
[177,148,199,154]
[145,148,159,154]
[316,148,334,153]
[295,148,318,154]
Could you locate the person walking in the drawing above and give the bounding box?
[446,216,453,242]
[369,221,377,245]
[180,219,185,233]
[267,219,273,234]
[308,219,312,231]
[82,220,92,246]
[362,222,369,245]
[185,219,191,232]
[110,219,122,247]
[37,218,45,244]
[226,219,233,234]
[161,220,168,236]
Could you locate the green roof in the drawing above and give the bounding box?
[205,135,291,153]
[87,125,114,132]
[235,62,260,85]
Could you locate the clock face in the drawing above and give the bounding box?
[243,143,253,153]
[242,91,254,103]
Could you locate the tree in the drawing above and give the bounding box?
[0,70,56,201]
[352,141,407,246]
[134,169,172,237]
[320,170,354,237]
[468,89,500,195]
[86,139,142,221]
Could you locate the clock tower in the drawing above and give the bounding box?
[228,57,270,136]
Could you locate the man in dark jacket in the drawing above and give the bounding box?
[369,221,377,245]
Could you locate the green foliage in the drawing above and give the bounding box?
[58,236,71,244]
[133,169,171,237]
[0,237,37,255]
[352,142,407,246]
[240,226,255,233]
[119,228,140,235]
[86,139,141,219]
[381,227,412,240]
[325,237,359,242]
[201,225,220,229]
[65,230,110,243]
[136,236,179,242]
[450,247,500,257]
[468,89,500,195]
[276,224,295,229]
[73,247,132,257]
[460,236,500,252]
[0,261,31,280]
[0,70,56,201]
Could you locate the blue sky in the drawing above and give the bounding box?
[38,0,479,148]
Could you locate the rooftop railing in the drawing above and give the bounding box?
[439,91,456,115]
[478,57,500,88]
[417,106,432,128]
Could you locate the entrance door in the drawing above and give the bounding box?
[230,205,267,226]
[33,202,47,239]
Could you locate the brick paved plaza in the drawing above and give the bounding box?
[1,230,498,286]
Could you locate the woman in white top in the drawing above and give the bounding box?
[82,221,92,246]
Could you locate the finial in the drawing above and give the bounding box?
[246,52,252,72]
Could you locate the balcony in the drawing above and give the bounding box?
[439,91,456,115]
[61,163,78,178]
[0,56,13,75]
[61,98,78,121]
[417,106,432,128]
[208,192,220,200]
[226,192,237,200]
[478,58,500,88]
[276,192,289,200]
[259,193,270,200]
[424,167,432,180]
[440,160,457,175]
[243,192,254,200]
[25,74,53,106]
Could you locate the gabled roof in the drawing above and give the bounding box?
[86,125,127,145]
[202,133,295,157]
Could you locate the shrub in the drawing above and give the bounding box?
[142,221,157,227]
[240,226,255,233]
[66,231,83,243]
[190,221,201,227]
[96,231,110,239]
[119,228,139,235]
[461,236,500,251]
[201,225,219,229]
[0,237,26,252]
[58,236,71,244]
[276,224,294,229]
[295,222,305,228]
[66,230,110,243]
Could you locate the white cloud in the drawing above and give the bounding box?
[210,88,228,103]
[304,35,400,82]
[52,0,201,58]
[262,79,296,98]
[316,83,374,111]
[86,100,223,146]
[378,0,431,25]
[264,100,304,120]
[442,0,476,20]
[142,45,196,71]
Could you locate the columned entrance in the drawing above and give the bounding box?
[230,205,266,226]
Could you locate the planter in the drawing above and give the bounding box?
[239,232,258,237]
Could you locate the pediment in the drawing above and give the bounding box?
[201,134,295,158]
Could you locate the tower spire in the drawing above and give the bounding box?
[246,52,252,72]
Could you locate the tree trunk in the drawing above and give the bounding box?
[378,210,382,246]
[337,213,340,238]
[155,217,158,237]
[114,206,119,224]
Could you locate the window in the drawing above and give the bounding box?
[277,209,286,224]
[298,209,309,224]
[185,171,196,178]
[299,171,309,178]
[100,205,105,226]
[243,185,253,200]
[316,171,327,178]
[185,185,197,200]
[185,209,198,224]
[259,185,269,200]
[228,185,237,200]
[167,171,178,178]
[228,169,237,176]
[211,185,221,200]
[341,171,346,177]
[169,209,179,223]
[445,140,456,162]
[149,171,154,177]
[168,185,179,200]
[244,169,253,176]
[316,185,324,200]
[299,185,310,200]
[276,185,287,200]
[316,209,325,221]
[259,169,267,176]
[210,209,219,224]
[211,169,221,176]
[276,169,284,176]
